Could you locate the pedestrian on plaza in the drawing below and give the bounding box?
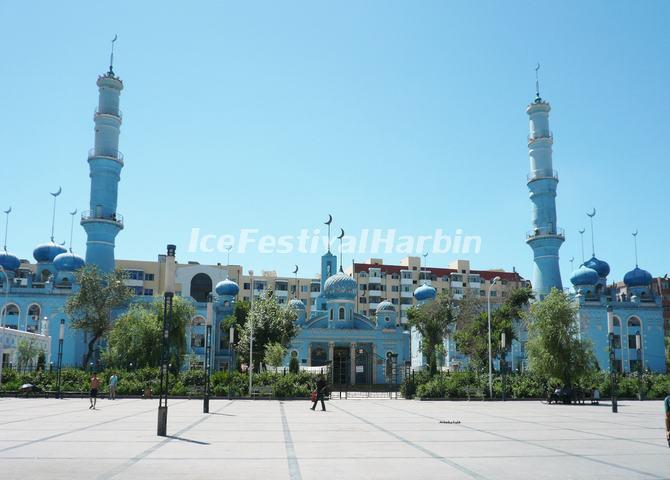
[109,372,118,400]
[591,387,600,405]
[664,394,670,447]
[89,373,100,410]
[310,375,328,412]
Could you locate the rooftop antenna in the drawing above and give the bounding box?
[108,34,117,76]
[586,208,596,257]
[578,228,586,263]
[632,230,639,267]
[68,209,77,252]
[422,252,428,284]
[3,207,11,251]
[337,228,345,272]
[49,187,62,242]
[535,63,541,101]
[324,214,332,253]
[292,265,299,298]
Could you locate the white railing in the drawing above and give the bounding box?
[527,169,558,182]
[81,210,124,227]
[88,148,124,163]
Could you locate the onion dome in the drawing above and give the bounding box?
[215,278,239,296]
[53,252,85,272]
[288,298,306,310]
[583,255,610,278]
[33,242,67,263]
[376,300,395,314]
[414,283,437,301]
[569,265,599,287]
[0,250,20,272]
[623,267,652,287]
[323,272,357,300]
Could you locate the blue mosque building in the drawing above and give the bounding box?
[0,56,666,377]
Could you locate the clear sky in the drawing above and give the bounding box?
[1,0,668,282]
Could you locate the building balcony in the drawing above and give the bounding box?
[527,169,558,183]
[400,291,413,298]
[368,289,382,297]
[526,226,565,241]
[94,107,122,120]
[400,278,414,285]
[81,210,124,228]
[88,148,124,165]
[368,276,382,284]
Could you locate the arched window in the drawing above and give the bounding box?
[41,270,51,282]
[329,309,334,320]
[27,304,41,333]
[191,316,206,327]
[190,273,213,303]
[385,316,390,323]
[338,307,345,320]
[2,304,20,329]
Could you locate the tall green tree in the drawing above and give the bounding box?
[64,266,132,367]
[222,300,250,347]
[454,287,534,371]
[16,339,41,372]
[238,290,297,372]
[264,342,287,369]
[407,290,479,375]
[103,296,194,371]
[524,288,596,387]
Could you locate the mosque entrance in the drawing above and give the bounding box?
[332,348,350,386]
[355,347,372,385]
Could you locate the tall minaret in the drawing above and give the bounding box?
[525,77,563,298]
[81,48,124,272]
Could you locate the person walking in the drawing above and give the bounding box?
[664,394,670,447]
[89,373,100,410]
[310,375,328,412]
[109,372,118,400]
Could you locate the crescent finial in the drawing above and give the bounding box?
[586,208,596,218]
[3,206,11,214]
[293,265,299,274]
[50,186,62,197]
[69,208,77,216]
[324,214,332,226]
[578,228,585,234]
[632,229,638,237]
[337,228,344,239]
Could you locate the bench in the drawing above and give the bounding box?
[250,386,273,399]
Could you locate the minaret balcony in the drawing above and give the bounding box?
[94,107,122,120]
[527,169,558,183]
[81,210,124,228]
[88,148,124,165]
[527,133,553,145]
[526,227,565,241]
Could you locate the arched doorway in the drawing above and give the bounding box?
[190,273,213,303]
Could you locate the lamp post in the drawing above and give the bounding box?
[228,325,235,400]
[607,306,618,413]
[56,319,64,399]
[501,331,507,402]
[203,295,213,413]
[158,244,176,437]
[635,332,643,401]
[248,270,254,397]
[0,265,8,386]
[486,276,501,399]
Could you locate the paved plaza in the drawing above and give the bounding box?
[0,397,669,479]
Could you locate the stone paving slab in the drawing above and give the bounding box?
[0,397,668,479]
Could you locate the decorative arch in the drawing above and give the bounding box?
[627,316,641,328]
[190,273,213,303]
[1,303,20,329]
[338,306,345,320]
[27,304,41,333]
[612,315,621,328]
[191,315,206,327]
[40,269,51,282]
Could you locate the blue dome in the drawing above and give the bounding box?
[414,283,437,301]
[323,272,357,300]
[623,267,652,287]
[215,278,239,297]
[376,300,395,313]
[53,252,85,272]
[0,251,20,272]
[570,265,599,286]
[583,255,610,278]
[288,298,305,310]
[33,242,67,263]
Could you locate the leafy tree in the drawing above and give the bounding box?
[17,340,40,372]
[407,290,478,375]
[264,342,287,369]
[454,287,534,371]
[36,350,46,371]
[238,290,297,372]
[289,356,300,374]
[524,288,596,388]
[64,266,133,366]
[103,296,194,371]
[222,300,250,347]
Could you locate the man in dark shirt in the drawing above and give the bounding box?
[310,376,327,412]
[664,394,670,447]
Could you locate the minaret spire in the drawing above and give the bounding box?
[49,187,62,242]
[3,206,11,251]
[109,35,117,76]
[292,265,299,298]
[632,230,639,267]
[324,214,332,253]
[421,252,428,285]
[578,228,586,263]
[68,209,77,252]
[586,208,596,257]
[535,63,541,101]
[337,228,344,273]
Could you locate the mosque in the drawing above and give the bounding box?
[0,54,665,380]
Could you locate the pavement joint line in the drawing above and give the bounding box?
[279,402,304,480]
[0,398,145,426]
[329,401,489,480]
[97,400,233,480]
[374,402,666,480]
[0,399,190,455]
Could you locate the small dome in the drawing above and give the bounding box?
[583,255,610,278]
[323,272,357,300]
[414,283,437,301]
[623,267,652,287]
[376,300,395,313]
[288,298,306,310]
[33,242,67,263]
[570,265,599,286]
[215,278,239,297]
[0,250,20,272]
[53,252,85,272]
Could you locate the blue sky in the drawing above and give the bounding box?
[1,1,668,281]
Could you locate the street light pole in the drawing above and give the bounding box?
[56,319,64,399]
[501,331,507,402]
[203,295,213,413]
[0,265,9,386]
[248,270,254,397]
[486,276,500,399]
[635,332,643,401]
[158,244,176,436]
[607,306,618,413]
[228,325,234,400]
